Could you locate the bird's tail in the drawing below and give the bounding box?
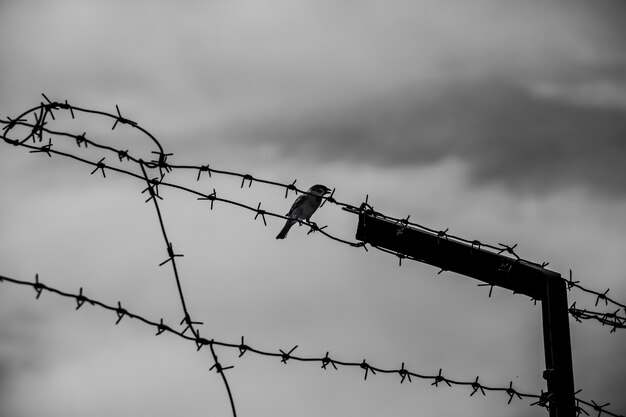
[276,219,295,239]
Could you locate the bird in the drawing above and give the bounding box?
[276,184,331,239]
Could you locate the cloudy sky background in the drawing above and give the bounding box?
[1,0,625,416]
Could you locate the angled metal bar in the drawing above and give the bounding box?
[354,211,575,417]
[542,273,577,417]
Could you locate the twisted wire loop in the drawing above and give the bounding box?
[1,274,623,417]
[2,97,626,416]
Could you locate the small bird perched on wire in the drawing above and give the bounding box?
[276,184,331,239]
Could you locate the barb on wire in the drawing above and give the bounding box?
[1,274,623,417]
[30,105,47,140]
[116,301,127,325]
[285,179,297,199]
[399,362,411,384]
[280,345,298,364]
[197,164,211,180]
[241,174,254,188]
[90,157,107,177]
[28,137,52,157]
[321,352,337,370]
[471,376,485,397]
[149,150,173,177]
[254,202,268,226]
[112,104,137,130]
[497,243,520,260]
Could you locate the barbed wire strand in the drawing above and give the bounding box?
[0,274,622,417]
[2,98,625,328]
[2,98,626,415]
[138,161,238,417]
[569,305,626,333]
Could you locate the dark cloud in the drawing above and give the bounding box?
[233,76,626,197]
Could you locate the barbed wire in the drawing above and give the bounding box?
[2,99,625,333]
[569,304,626,333]
[4,98,626,313]
[1,96,625,416]
[3,97,626,330]
[138,160,238,416]
[0,273,622,417]
[2,96,239,415]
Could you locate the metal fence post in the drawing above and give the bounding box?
[542,272,576,417]
[352,210,576,415]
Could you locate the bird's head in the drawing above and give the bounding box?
[309,184,332,196]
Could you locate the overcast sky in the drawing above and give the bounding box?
[1,1,625,416]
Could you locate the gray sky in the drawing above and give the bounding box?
[1,1,625,416]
